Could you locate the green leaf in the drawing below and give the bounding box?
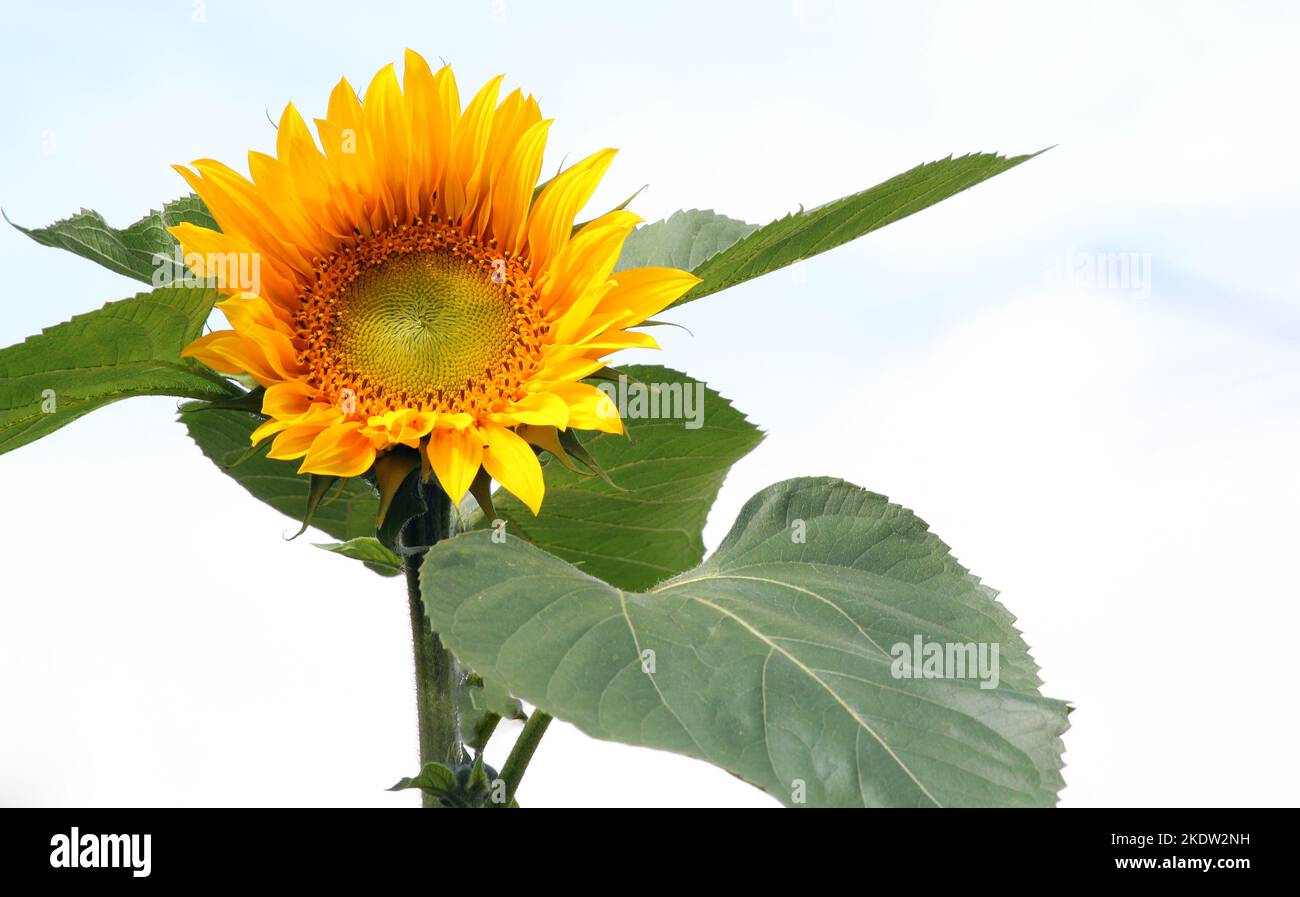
[314,536,403,577]
[659,151,1043,307]
[389,760,504,808]
[0,286,235,456]
[490,364,763,591]
[7,194,215,284]
[179,405,380,543]
[422,477,1069,808]
[388,762,458,795]
[460,673,526,752]
[614,209,758,272]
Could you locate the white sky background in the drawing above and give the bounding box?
[1,0,1297,807]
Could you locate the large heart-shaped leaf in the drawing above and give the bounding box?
[421,477,1069,808]
[7,194,214,284]
[179,405,380,543]
[627,152,1041,308]
[490,365,763,591]
[0,286,236,455]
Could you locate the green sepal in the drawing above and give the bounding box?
[572,184,647,235]
[636,319,694,336]
[558,428,623,490]
[518,425,591,477]
[219,436,272,472]
[288,474,340,541]
[372,466,425,550]
[583,367,646,388]
[467,466,497,522]
[372,449,422,530]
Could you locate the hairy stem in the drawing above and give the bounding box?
[496,711,552,806]
[401,478,463,808]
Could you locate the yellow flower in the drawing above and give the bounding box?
[176,51,698,514]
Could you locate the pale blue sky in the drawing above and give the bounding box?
[2,1,1298,806]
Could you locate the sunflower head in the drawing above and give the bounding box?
[175,50,698,513]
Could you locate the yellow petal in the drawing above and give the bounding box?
[526,148,618,277]
[550,381,624,434]
[182,330,283,386]
[217,293,295,336]
[594,266,703,323]
[168,221,300,311]
[445,74,505,221]
[433,412,475,431]
[427,425,483,503]
[480,423,545,515]
[530,353,608,386]
[492,391,570,429]
[571,329,660,353]
[539,210,641,325]
[299,421,377,477]
[402,50,456,219]
[489,117,552,252]
[361,408,436,449]
[362,62,410,226]
[465,89,540,235]
[261,379,318,421]
[267,407,342,460]
[250,416,290,446]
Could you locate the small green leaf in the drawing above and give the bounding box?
[389,762,458,795]
[490,364,763,591]
[0,286,236,456]
[314,537,404,577]
[422,477,1069,808]
[179,405,380,543]
[7,194,215,284]
[460,673,526,752]
[389,760,502,808]
[639,151,1043,307]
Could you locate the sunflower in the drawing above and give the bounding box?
[175,50,698,514]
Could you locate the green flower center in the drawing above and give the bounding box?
[296,220,549,417]
[331,251,515,399]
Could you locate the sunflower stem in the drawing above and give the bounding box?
[495,711,552,806]
[401,478,463,809]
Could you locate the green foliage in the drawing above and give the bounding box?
[6,151,1063,808]
[7,195,214,284]
[615,209,758,272]
[620,152,1042,307]
[178,405,380,543]
[490,365,763,591]
[389,757,508,808]
[314,537,403,577]
[0,286,235,455]
[461,673,527,752]
[422,477,1069,807]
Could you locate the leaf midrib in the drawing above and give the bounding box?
[682,591,944,807]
